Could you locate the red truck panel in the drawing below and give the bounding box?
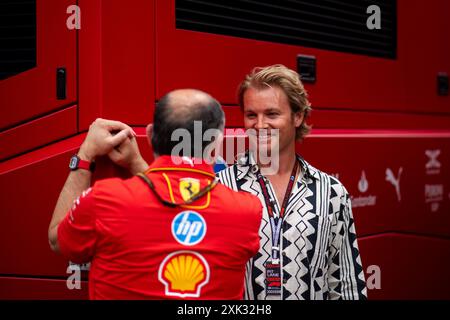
[78,0,156,131]
[300,130,450,237]
[0,0,77,131]
[359,234,450,300]
[156,0,450,115]
[0,277,88,300]
[0,106,77,161]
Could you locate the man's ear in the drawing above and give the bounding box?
[146,124,153,147]
[293,111,304,128]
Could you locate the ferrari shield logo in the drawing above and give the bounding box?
[179,178,200,201]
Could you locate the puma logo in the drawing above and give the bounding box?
[385,167,403,202]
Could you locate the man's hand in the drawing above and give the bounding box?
[108,134,149,175]
[78,118,136,161]
[48,118,137,253]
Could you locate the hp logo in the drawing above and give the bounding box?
[171,211,206,246]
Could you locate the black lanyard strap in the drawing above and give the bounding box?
[256,160,299,262]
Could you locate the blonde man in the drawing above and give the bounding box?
[217,64,367,300]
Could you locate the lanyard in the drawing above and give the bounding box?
[255,160,299,263]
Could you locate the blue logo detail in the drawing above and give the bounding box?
[171,211,206,246]
[213,156,228,173]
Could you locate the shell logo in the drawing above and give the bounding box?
[158,251,210,298]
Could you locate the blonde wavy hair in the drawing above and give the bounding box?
[238,64,312,141]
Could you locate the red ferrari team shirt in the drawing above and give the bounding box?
[58,156,262,299]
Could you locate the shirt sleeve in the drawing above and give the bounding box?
[249,196,263,256]
[57,187,97,264]
[327,185,367,300]
[243,195,262,301]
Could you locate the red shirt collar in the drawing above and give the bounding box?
[147,155,215,178]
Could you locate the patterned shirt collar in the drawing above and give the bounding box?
[235,152,319,181]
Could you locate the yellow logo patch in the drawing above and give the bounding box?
[179,178,200,201]
[158,251,210,298]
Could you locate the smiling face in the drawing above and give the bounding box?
[243,85,303,161]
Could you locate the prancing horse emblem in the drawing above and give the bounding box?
[179,178,200,201]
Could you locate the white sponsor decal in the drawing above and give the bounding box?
[352,171,377,208]
[358,170,369,193]
[425,149,441,175]
[425,184,444,212]
[386,167,403,202]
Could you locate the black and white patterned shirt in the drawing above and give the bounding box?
[217,153,367,300]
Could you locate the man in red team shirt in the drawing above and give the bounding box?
[48,89,262,299]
